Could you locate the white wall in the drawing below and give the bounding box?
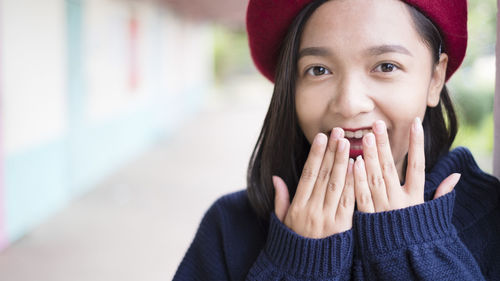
[1,0,67,155]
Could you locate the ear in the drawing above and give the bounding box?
[427,53,448,107]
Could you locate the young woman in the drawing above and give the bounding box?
[174,0,500,280]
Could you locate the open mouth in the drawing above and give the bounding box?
[328,127,373,159]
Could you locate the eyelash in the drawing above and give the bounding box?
[305,66,332,77]
[373,62,400,73]
[304,62,400,77]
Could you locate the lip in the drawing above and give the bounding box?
[326,126,373,136]
[325,126,373,159]
[342,126,373,132]
[349,149,363,158]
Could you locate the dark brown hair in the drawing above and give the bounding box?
[246,0,458,219]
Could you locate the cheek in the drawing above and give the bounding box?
[377,84,429,161]
[295,90,326,143]
[391,123,412,156]
[377,79,429,120]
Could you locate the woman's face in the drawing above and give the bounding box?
[295,0,447,178]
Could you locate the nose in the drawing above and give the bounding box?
[329,74,374,118]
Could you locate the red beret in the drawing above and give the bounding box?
[246,0,467,83]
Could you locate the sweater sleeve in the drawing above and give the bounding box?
[173,197,353,281]
[173,201,232,281]
[352,191,485,281]
[246,213,353,281]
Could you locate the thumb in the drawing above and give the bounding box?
[433,173,461,200]
[272,175,290,222]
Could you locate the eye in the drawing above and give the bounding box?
[306,66,331,76]
[374,63,399,73]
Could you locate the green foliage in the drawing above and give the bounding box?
[451,74,494,127]
[453,112,494,155]
[213,25,252,84]
[449,0,496,170]
[462,0,497,67]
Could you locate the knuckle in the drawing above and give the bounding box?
[410,160,425,172]
[365,152,378,161]
[301,167,318,181]
[308,221,319,233]
[340,193,354,208]
[317,168,331,182]
[327,181,340,192]
[344,177,354,188]
[381,161,395,175]
[356,174,368,184]
[369,174,384,189]
[358,193,372,206]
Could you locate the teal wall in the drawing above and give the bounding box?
[2,0,211,245]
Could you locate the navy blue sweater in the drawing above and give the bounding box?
[174,147,500,280]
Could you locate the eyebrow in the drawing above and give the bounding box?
[297,44,413,59]
[298,47,332,60]
[366,44,413,57]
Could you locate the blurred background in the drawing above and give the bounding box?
[0,0,496,280]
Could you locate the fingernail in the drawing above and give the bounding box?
[348,158,354,172]
[272,175,278,188]
[315,133,327,145]
[332,128,342,139]
[355,155,364,169]
[413,117,422,132]
[452,173,461,184]
[364,133,375,147]
[337,138,346,152]
[374,120,385,134]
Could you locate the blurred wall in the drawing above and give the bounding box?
[0,0,214,250]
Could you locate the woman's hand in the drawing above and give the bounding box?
[353,118,461,213]
[272,128,355,238]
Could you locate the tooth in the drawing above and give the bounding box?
[363,129,371,136]
[354,130,363,138]
[345,131,354,138]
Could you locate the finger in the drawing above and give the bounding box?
[433,173,460,199]
[294,133,328,205]
[273,175,290,222]
[354,156,375,213]
[404,117,425,198]
[323,137,350,212]
[309,128,343,205]
[373,120,401,201]
[335,158,355,227]
[362,132,389,212]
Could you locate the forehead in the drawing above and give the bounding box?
[300,0,422,51]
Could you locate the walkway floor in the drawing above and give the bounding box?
[0,75,273,281]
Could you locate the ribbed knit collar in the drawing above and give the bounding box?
[424,146,500,231]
